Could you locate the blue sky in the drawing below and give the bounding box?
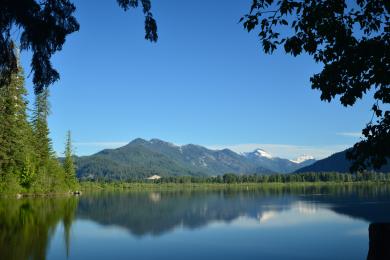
[20,0,373,159]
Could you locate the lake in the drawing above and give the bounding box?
[1,185,390,260]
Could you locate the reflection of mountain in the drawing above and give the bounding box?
[1,186,390,259]
[76,185,390,237]
[76,190,294,236]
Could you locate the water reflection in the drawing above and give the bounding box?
[76,190,295,236]
[77,185,390,236]
[0,197,78,260]
[0,185,390,259]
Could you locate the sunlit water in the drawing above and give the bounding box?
[1,185,390,259]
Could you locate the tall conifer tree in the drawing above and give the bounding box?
[0,49,30,177]
[32,88,52,167]
[63,130,76,182]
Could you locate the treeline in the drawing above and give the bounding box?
[113,172,390,184]
[0,51,77,193]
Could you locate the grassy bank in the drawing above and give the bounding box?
[79,180,390,192]
[2,171,390,195]
[2,180,389,196]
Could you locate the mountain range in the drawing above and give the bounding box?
[75,138,316,180]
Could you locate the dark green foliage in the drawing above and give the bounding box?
[0,59,31,180]
[129,172,390,184]
[19,155,35,188]
[0,54,77,193]
[63,130,77,186]
[0,197,78,260]
[32,88,52,166]
[241,0,390,171]
[0,0,157,94]
[348,116,390,172]
[116,0,158,42]
[0,1,79,94]
[223,173,239,184]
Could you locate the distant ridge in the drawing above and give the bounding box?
[290,155,315,164]
[295,149,390,173]
[242,148,316,173]
[74,138,317,180]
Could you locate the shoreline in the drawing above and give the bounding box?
[1,181,389,197]
[0,190,82,199]
[80,180,390,191]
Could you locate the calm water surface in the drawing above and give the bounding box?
[1,185,390,260]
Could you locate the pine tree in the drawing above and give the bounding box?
[63,130,76,184]
[0,52,30,177]
[32,88,52,167]
[0,45,77,192]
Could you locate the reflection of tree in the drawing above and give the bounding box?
[0,197,78,260]
[295,186,390,260]
[1,185,389,259]
[298,185,390,223]
[368,223,390,260]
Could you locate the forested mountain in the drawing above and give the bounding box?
[295,150,390,173]
[75,138,316,180]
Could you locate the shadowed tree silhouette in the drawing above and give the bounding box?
[241,0,389,171]
[368,223,390,260]
[0,0,157,94]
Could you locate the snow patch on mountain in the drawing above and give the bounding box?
[290,155,315,164]
[254,149,273,158]
[243,149,273,159]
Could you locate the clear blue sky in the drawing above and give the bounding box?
[20,0,373,159]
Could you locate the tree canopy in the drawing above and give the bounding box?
[241,0,389,171]
[0,0,157,94]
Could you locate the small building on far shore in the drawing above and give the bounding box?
[146,175,161,180]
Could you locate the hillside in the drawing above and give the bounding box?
[295,149,390,173]
[76,138,270,180]
[75,138,316,180]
